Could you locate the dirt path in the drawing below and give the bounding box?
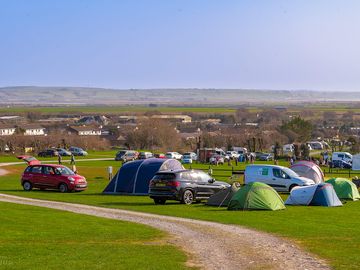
[0,193,330,270]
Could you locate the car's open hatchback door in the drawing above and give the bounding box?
[17,155,41,165]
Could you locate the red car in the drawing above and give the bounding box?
[21,164,87,193]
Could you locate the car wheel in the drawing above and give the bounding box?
[23,181,32,191]
[181,190,194,205]
[153,198,166,205]
[59,183,68,193]
[289,184,298,192]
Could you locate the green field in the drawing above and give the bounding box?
[0,106,236,114]
[1,159,360,269]
[0,201,189,270]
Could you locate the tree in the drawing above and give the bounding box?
[280,117,313,142]
[273,142,281,160]
[300,144,310,160]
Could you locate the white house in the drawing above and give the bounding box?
[69,126,102,136]
[0,125,16,136]
[23,125,46,136]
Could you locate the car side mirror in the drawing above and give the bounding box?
[208,178,215,183]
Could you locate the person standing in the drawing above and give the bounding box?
[70,153,76,165]
[57,153,62,165]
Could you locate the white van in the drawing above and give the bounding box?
[332,152,352,163]
[244,164,315,192]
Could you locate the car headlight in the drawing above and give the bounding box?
[68,177,75,183]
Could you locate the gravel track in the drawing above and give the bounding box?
[0,193,330,270]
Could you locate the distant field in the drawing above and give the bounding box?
[0,106,236,114]
[1,103,359,116]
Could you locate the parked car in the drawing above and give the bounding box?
[244,164,315,192]
[183,152,198,161]
[181,154,193,164]
[69,146,88,156]
[255,152,265,159]
[21,164,87,193]
[154,153,166,158]
[115,150,138,162]
[56,148,72,156]
[165,152,183,160]
[259,153,273,161]
[139,151,154,159]
[331,160,352,169]
[332,152,353,164]
[38,149,59,157]
[149,169,230,205]
[209,154,224,165]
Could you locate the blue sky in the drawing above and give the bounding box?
[0,0,360,91]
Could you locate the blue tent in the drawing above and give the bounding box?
[103,158,184,195]
[286,183,342,207]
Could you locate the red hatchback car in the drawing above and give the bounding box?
[21,164,87,193]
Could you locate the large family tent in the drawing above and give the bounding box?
[326,178,360,201]
[206,183,240,207]
[285,183,342,207]
[290,161,324,184]
[103,158,184,195]
[227,182,285,211]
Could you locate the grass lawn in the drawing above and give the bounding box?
[0,201,189,270]
[1,161,360,269]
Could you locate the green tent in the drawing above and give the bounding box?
[326,178,360,201]
[228,182,286,211]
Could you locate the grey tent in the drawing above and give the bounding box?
[206,183,240,207]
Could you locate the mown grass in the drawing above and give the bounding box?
[0,201,189,270]
[2,161,360,269]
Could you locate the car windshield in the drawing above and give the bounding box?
[282,167,299,177]
[183,155,191,158]
[55,166,75,175]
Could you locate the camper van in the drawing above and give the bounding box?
[232,147,248,155]
[282,144,294,155]
[244,164,315,192]
[332,152,353,163]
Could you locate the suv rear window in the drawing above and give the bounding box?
[153,173,176,180]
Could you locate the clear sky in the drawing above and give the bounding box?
[1,0,360,91]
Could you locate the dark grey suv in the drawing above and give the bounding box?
[149,169,230,205]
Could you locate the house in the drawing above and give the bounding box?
[69,126,102,136]
[22,125,46,136]
[0,125,16,136]
[150,115,192,123]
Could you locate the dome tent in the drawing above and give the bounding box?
[227,182,285,211]
[285,183,343,207]
[103,158,184,195]
[290,161,324,184]
[206,183,240,207]
[326,178,360,201]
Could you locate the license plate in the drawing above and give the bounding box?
[156,183,166,187]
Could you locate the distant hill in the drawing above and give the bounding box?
[0,86,359,106]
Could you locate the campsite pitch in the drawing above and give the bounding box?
[0,194,329,270]
[0,201,188,270]
[1,162,360,269]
